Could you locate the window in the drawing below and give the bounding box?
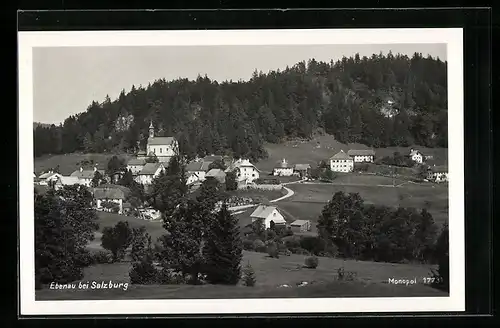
[160,148,162,153]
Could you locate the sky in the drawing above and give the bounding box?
[33,44,447,124]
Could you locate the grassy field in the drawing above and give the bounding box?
[34,152,133,175]
[36,250,445,300]
[257,134,448,172]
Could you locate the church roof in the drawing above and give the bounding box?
[147,136,176,146]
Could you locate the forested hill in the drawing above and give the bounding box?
[34,52,447,161]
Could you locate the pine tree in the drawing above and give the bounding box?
[203,203,243,285]
[242,261,256,287]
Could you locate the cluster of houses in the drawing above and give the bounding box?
[326,148,448,183]
[271,159,311,178]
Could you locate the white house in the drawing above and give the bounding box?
[37,171,62,186]
[409,149,424,164]
[347,149,375,163]
[272,158,294,176]
[127,158,146,175]
[186,160,211,183]
[134,162,165,185]
[54,176,81,190]
[427,165,448,183]
[226,158,260,183]
[250,205,287,229]
[186,172,203,185]
[329,150,354,173]
[93,185,130,214]
[70,166,106,187]
[146,121,179,163]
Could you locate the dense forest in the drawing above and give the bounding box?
[34,52,447,161]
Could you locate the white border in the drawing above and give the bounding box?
[19,28,464,315]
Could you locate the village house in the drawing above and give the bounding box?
[205,168,226,184]
[134,162,165,185]
[409,149,424,164]
[250,205,287,229]
[186,160,211,183]
[70,166,106,187]
[329,150,354,173]
[54,176,81,190]
[146,121,179,163]
[93,184,130,214]
[293,164,311,178]
[37,171,62,186]
[226,158,260,183]
[185,172,202,186]
[272,158,294,176]
[127,158,146,175]
[347,149,376,163]
[290,219,311,233]
[427,165,448,183]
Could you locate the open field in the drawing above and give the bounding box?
[257,134,448,172]
[34,152,133,175]
[36,250,445,300]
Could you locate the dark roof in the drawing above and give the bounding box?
[206,168,226,178]
[294,164,311,170]
[186,161,211,172]
[202,155,223,162]
[147,136,176,146]
[347,149,375,156]
[138,163,163,175]
[94,186,127,200]
[127,158,146,166]
[330,150,352,160]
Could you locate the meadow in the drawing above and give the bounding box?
[34,152,133,175]
[36,250,445,300]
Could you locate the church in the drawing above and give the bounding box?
[139,121,179,163]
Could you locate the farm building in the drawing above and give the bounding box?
[146,121,179,163]
[205,168,226,183]
[70,167,106,187]
[186,171,202,185]
[226,158,260,183]
[289,220,311,232]
[134,162,165,185]
[409,149,424,164]
[37,171,62,186]
[347,149,375,163]
[186,160,211,182]
[427,165,448,183]
[272,158,294,176]
[250,204,287,229]
[329,150,354,173]
[127,158,146,175]
[54,176,81,190]
[93,185,130,214]
[293,164,311,178]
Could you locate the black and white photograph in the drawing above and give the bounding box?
[19,29,464,315]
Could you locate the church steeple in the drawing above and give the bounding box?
[149,120,154,138]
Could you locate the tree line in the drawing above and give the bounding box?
[34,52,447,160]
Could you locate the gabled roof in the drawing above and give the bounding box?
[138,163,163,175]
[127,158,146,166]
[330,150,352,161]
[147,136,176,146]
[294,164,311,170]
[70,169,105,179]
[206,168,226,178]
[274,159,291,169]
[290,219,310,226]
[347,149,375,156]
[57,176,80,185]
[39,172,57,179]
[409,149,422,156]
[186,161,211,172]
[227,159,260,172]
[202,155,223,162]
[250,205,278,219]
[93,186,127,200]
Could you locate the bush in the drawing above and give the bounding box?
[242,262,256,287]
[267,243,280,258]
[129,257,158,285]
[242,239,255,251]
[253,239,267,253]
[289,247,310,255]
[74,250,95,267]
[92,250,114,264]
[284,236,301,249]
[304,256,319,269]
[300,236,326,256]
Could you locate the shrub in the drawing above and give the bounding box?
[92,250,114,264]
[289,247,310,255]
[284,236,301,249]
[300,236,326,255]
[267,243,279,258]
[242,238,255,251]
[304,256,319,269]
[242,262,256,287]
[129,257,158,285]
[253,239,267,253]
[74,250,95,267]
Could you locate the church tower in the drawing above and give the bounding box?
[149,120,154,138]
